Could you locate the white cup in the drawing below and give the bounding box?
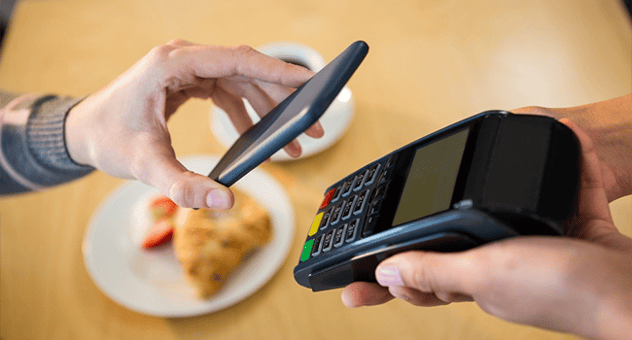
[210,42,356,161]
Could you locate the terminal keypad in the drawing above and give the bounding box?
[300,154,398,262]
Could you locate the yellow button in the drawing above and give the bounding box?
[309,213,323,236]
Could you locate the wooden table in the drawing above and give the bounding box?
[1,1,630,339]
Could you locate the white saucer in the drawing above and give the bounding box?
[82,155,295,317]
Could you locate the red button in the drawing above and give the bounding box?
[320,189,336,209]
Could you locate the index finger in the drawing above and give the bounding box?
[172,45,314,88]
[341,282,394,308]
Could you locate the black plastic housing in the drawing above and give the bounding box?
[294,111,581,291]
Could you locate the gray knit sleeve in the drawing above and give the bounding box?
[0,92,94,195]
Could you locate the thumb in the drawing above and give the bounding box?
[375,251,478,297]
[136,153,234,209]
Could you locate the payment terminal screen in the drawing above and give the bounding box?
[392,128,469,226]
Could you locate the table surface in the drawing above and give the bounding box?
[1,1,630,339]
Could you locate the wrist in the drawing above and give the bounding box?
[64,98,92,167]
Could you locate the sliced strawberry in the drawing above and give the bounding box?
[142,218,174,249]
[149,196,179,219]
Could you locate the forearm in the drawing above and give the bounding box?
[513,94,632,200]
[0,91,94,195]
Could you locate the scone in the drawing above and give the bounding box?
[173,189,272,298]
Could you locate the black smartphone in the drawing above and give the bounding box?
[207,41,369,186]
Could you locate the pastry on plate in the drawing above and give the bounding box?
[173,188,272,298]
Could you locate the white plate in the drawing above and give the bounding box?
[82,155,295,318]
[210,86,355,162]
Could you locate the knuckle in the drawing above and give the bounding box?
[466,247,496,293]
[400,254,433,292]
[167,46,188,60]
[167,38,188,46]
[409,267,432,292]
[228,45,257,76]
[230,44,255,56]
[149,44,175,59]
[513,105,551,116]
[145,45,178,72]
[169,178,193,208]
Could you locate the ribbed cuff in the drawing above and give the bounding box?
[26,95,94,179]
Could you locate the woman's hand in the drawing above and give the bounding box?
[512,95,632,202]
[65,40,323,209]
[341,119,632,340]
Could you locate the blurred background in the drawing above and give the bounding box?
[0,0,18,46]
[1,1,631,340]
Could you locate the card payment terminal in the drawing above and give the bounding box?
[293,112,580,291]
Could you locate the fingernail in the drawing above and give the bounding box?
[207,189,231,209]
[340,290,357,308]
[376,265,404,287]
[315,123,324,136]
[286,142,301,158]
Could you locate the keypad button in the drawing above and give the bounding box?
[345,219,359,243]
[330,201,345,226]
[362,214,379,237]
[311,234,324,257]
[320,188,336,210]
[300,239,314,262]
[332,184,343,202]
[309,212,323,236]
[353,189,371,216]
[353,170,368,191]
[377,168,391,185]
[385,154,397,168]
[372,186,384,200]
[364,163,381,186]
[322,230,335,252]
[342,195,358,220]
[368,198,381,216]
[320,209,332,230]
[341,178,355,197]
[333,224,347,248]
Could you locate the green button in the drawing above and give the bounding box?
[300,239,314,262]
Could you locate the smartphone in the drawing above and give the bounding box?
[207,41,369,186]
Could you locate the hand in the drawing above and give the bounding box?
[341,119,632,340]
[512,95,632,202]
[65,40,323,209]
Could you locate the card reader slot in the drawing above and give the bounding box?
[307,232,479,292]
